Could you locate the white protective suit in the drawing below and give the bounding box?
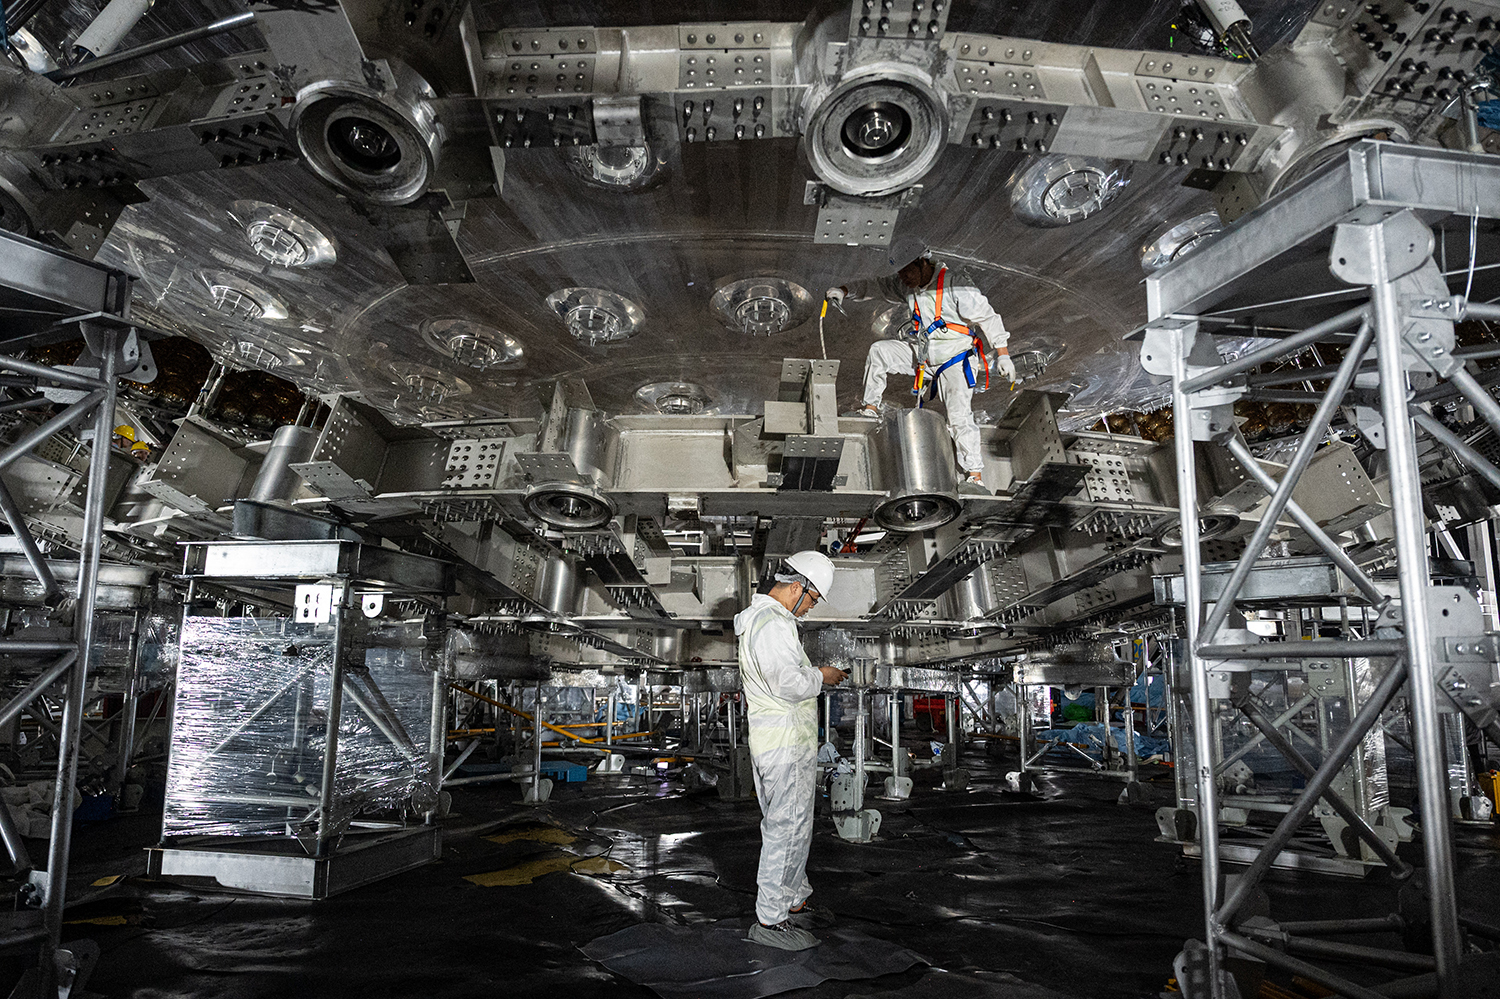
[849,263,1007,474]
[734,592,824,926]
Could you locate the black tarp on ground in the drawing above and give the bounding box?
[580,920,926,999]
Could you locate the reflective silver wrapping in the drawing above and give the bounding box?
[1353,657,1390,813]
[136,612,180,692]
[162,616,439,840]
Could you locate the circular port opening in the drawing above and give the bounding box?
[327,117,402,173]
[840,101,912,161]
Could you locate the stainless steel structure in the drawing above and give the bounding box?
[147,538,453,898]
[1144,139,1500,999]
[0,232,136,998]
[0,0,1496,994]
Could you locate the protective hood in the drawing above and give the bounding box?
[734,592,786,636]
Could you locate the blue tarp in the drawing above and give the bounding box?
[1034,722,1171,759]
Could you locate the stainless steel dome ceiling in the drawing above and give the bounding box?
[94,93,1211,421]
[5,0,1441,428]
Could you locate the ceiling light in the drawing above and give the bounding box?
[1140,212,1224,273]
[231,201,337,268]
[201,271,289,321]
[1009,155,1132,228]
[421,318,524,370]
[1008,338,1068,382]
[636,381,711,414]
[710,277,814,337]
[546,288,645,346]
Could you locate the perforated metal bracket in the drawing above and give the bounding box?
[804,182,921,246]
[1328,211,1435,286]
[516,452,586,484]
[1140,319,1238,440]
[294,583,338,623]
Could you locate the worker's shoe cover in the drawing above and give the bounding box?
[786,902,824,929]
[748,920,820,950]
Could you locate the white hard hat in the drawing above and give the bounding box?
[887,234,930,271]
[783,550,835,598]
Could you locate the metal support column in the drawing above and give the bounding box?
[852,688,868,811]
[425,669,444,822]
[890,694,901,770]
[110,611,142,795]
[314,607,346,859]
[1167,321,1225,994]
[531,682,544,801]
[38,327,119,983]
[944,693,959,755]
[1368,223,1462,985]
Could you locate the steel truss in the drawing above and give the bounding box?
[1144,140,1500,999]
[0,229,143,997]
[0,333,122,996]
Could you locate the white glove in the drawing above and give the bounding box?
[993,351,1017,384]
[825,286,846,307]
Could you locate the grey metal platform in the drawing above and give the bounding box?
[145,825,442,899]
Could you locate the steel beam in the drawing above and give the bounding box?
[1232,690,1410,876]
[1216,657,1408,927]
[39,326,117,983]
[1224,435,1386,609]
[1148,141,1500,318]
[1168,322,1225,995]
[1369,224,1463,992]
[1197,320,1373,646]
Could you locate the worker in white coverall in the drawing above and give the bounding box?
[734,549,848,951]
[827,234,1015,488]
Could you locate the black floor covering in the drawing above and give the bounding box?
[14,748,1500,999]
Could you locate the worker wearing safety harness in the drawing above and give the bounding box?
[734,550,848,951]
[828,235,1014,488]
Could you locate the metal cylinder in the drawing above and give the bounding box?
[871,407,960,532]
[73,0,153,59]
[525,408,619,531]
[533,556,584,618]
[248,425,319,504]
[562,408,617,487]
[942,563,1005,638]
[651,630,683,664]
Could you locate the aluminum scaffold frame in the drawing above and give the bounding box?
[1143,140,1500,999]
[0,228,140,998]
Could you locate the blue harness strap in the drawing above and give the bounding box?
[927,350,976,399]
[910,266,987,406]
